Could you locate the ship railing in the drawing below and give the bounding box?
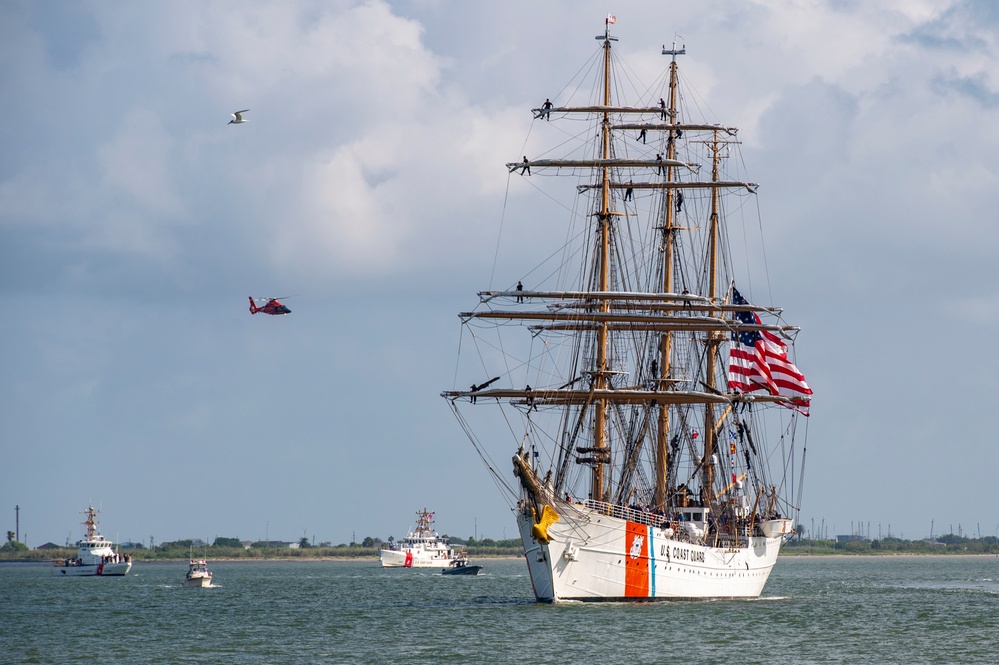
[581,499,667,529]
[579,499,765,545]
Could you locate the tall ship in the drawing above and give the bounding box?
[379,508,458,568]
[52,505,132,576]
[443,19,812,601]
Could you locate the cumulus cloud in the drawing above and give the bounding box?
[0,0,538,291]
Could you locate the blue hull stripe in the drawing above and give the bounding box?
[648,525,655,597]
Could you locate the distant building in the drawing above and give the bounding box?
[251,540,293,549]
[836,534,866,543]
[36,542,62,551]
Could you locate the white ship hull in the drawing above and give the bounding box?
[379,548,455,568]
[52,561,132,577]
[516,504,782,601]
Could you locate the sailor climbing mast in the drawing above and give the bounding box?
[592,19,617,503]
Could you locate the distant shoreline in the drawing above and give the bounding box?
[0,554,527,564]
[5,552,999,564]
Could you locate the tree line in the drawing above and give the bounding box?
[783,534,999,555]
[0,534,527,560]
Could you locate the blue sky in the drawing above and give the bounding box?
[3,0,998,546]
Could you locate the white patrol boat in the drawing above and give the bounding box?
[52,505,132,577]
[379,508,458,568]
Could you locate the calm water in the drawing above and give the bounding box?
[2,556,998,664]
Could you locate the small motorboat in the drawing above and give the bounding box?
[183,559,213,588]
[442,554,481,576]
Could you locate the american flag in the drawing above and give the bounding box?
[606,14,616,24]
[727,286,812,414]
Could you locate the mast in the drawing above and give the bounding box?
[82,505,99,540]
[653,41,684,512]
[591,21,617,503]
[702,130,723,506]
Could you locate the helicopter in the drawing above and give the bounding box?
[248,296,292,316]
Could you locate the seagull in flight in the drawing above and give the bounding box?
[228,109,249,125]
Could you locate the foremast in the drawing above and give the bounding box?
[592,21,616,503]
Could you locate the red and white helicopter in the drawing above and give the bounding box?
[248,296,293,316]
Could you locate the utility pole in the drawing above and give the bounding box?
[15,505,19,543]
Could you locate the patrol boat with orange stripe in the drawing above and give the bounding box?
[443,18,812,601]
[52,505,132,577]
[378,508,458,568]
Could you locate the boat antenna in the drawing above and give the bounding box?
[662,38,686,62]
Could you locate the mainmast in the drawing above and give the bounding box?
[591,21,617,503]
[702,130,724,505]
[653,41,684,512]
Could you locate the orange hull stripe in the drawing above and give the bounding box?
[624,521,650,597]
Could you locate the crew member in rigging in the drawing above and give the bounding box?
[541,98,553,120]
